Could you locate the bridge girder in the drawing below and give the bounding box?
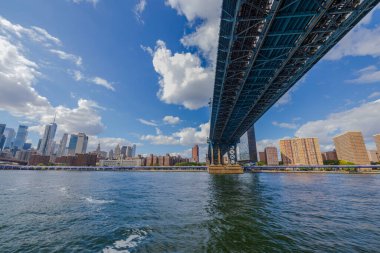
[209,0,379,154]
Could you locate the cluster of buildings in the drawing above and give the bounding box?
[99,145,199,167]
[253,131,380,166]
[0,120,199,167]
[0,120,138,166]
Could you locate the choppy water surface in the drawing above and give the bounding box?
[0,171,380,252]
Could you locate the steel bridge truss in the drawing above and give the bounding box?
[209,0,379,162]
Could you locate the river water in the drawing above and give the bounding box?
[0,171,379,252]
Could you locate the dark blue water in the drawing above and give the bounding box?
[0,171,380,252]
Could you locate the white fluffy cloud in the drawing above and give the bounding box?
[0,16,61,47]
[165,0,221,61]
[163,115,180,125]
[0,35,105,138]
[145,0,221,110]
[347,65,380,84]
[1,16,115,92]
[141,122,209,146]
[151,40,214,109]
[295,99,380,150]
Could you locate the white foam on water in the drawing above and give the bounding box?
[84,197,114,204]
[102,229,147,253]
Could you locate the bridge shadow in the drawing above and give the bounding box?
[203,174,294,252]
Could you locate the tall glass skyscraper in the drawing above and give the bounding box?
[13,125,28,150]
[3,128,16,149]
[68,134,78,155]
[38,122,57,155]
[0,124,6,135]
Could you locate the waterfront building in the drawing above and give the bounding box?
[14,149,33,162]
[55,153,97,166]
[264,147,279,165]
[321,150,338,161]
[3,128,15,149]
[367,150,379,163]
[38,122,57,155]
[158,156,165,166]
[75,133,88,154]
[99,157,144,167]
[164,154,171,166]
[192,145,199,163]
[259,152,266,163]
[58,133,68,157]
[375,134,380,156]
[13,125,28,150]
[279,137,323,165]
[28,154,50,165]
[68,134,78,155]
[333,131,370,165]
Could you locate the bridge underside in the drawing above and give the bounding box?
[208,0,378,169]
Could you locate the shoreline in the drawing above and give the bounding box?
[1,167,380,174]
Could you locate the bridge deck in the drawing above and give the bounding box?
[210,0,378,149]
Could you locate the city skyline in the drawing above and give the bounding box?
[0,1,380,159]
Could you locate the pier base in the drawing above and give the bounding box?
[208,164,244,174]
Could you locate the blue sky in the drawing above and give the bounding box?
[0,0,379,158]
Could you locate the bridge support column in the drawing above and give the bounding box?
[208,143,243,174]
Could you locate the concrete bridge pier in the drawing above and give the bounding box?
[208,142,243,174]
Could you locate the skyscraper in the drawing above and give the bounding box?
[237,132,250,161]
[75,133,88,154]
[0,134,5,151]
[192,145,199,163]
[68,134,78,155]
[247,126,258,162]
[58,133,68,157]
[38,122,57,155]
[3,128,16,149]
[0,124,5,135]
[121,146,128,159]
[13,125,28,150]
[333,131,370,165]
[131,144,136,157]
[114,144,121,159]
[126,146,132,158]
[279,137,323,165]
[0,124,5,150]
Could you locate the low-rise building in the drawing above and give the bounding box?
[322,150,338,161]
[264,147,279,165]
[368,150,379,163]
[28,154,50,166]
[99,158,144,167]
